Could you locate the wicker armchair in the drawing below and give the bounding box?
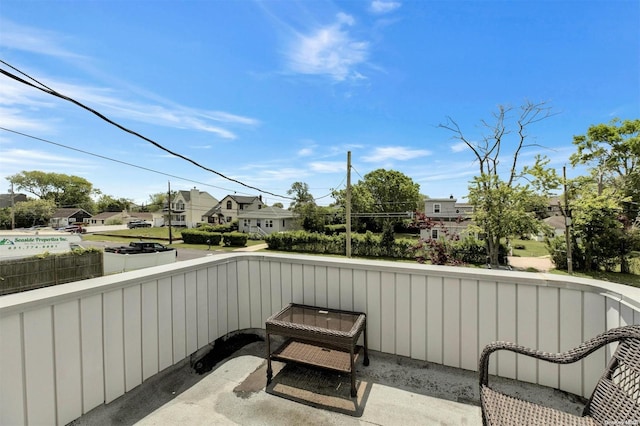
[479,325,640,426]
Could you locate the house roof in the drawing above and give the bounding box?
[0,193,28,208]
[221,195,263,205]
[91,211,124,220]
[544,215,566,230]
[51,208,92,218]
[237,206,297,219]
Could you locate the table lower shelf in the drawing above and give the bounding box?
[270,339,361,373]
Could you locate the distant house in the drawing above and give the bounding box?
[420,196,474,240]
[88,211,157,226]
[49,208,93,228]
[0,193,28,208]
[237,206,298,235]
[203,195,265,225]
[167,188,218,228]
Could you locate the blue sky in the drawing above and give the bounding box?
[1,0,638,208]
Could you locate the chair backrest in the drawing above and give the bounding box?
[588,332,640,424]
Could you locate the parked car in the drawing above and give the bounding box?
[104,241,174,254]
[58,225,86,234]
[127,220,152,229]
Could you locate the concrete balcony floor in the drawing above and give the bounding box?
[69,334,587,426]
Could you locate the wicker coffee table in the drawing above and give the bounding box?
[266,303,369,397]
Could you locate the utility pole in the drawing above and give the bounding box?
[10,182,15,230]
[346,151,352,258]
[168,181,173,244]
[563,166,573,274]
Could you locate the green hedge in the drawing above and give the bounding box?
[181,229,222,246]
[264,231,415,259]
[222,232,248,247]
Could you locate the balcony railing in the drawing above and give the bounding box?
[1,252,639,425]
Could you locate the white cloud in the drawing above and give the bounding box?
[450,142,468,153]
[287,13,369,81]
[362,146,431,162]
[369,1,402,14]
[0,19,85,59]
[309,161,345,173]
[298,147,314,157]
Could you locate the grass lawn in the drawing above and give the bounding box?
[509,238,549,257]
[83,228,266,251]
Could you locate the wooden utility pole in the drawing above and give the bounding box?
[346,151,352,258]
[10,182,15,230]
[563,166,573,274]
[168,181,173,244]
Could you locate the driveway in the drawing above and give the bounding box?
[507,256,554,272]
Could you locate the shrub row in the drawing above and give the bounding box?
[264,231,415,259]
[181,229,247,247]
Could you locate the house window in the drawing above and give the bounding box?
[431,229,439,239]
[434,204,441,213]
[226,200,232,209]
[282,220,286,227]
[243,219,250,227]
[265,220,273,228]
[258,205,262,209]
[177,202,184,210]
[226,216,232,222]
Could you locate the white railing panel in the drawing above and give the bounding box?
[478,280,497,376]
[538,286,559,388]
[497,282,517,380]
[427,275,444,364]
[185,271,198,356]
[353,269,367,315]
[196,270,209,349]
[583,292,607,396]
[339,268,354,311]
[158,277,173,371]
[410,275,427,361]
[516,285,537,384]
[24,306,56,423]
[443,277,461,368]
[171,275,186,363]
[303,264,315,306]
[206,267,219,343]
[54,300,83,425]
[124,285,142,392]
[216,266,228,336]
[326,267,340,310]
[316,266,329,309]
[141,281,159,381]
[260,261,272,324]
[365,270,382,351]
[226,263,239,333]
[291,263,303,304]
[560,288,584,396]
[237,259,251,330]
[380,271,396,354]
[0,313,25,426]
[460,279,479,371]
[80,294,104,412]
[103,289,125,403]
[395,273,411,358]
[279,262,292,312]
[269,261,284,315]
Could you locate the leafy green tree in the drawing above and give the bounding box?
[272,202,284,208]
[96,194,132,212]
[332,169,420,232]
[7,171,97,213]
[146,192,168,212]
[570,119,640,208]
[13,199,57,228]
[287,182,314,210]
[440,101,561,266]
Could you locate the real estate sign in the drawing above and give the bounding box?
[0,232,82,259]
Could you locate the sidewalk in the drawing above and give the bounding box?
[234,243,268,252]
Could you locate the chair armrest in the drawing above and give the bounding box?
[479,326,640,388]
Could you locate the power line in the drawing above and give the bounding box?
[0,59,294,200]
[0,126,286,200]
